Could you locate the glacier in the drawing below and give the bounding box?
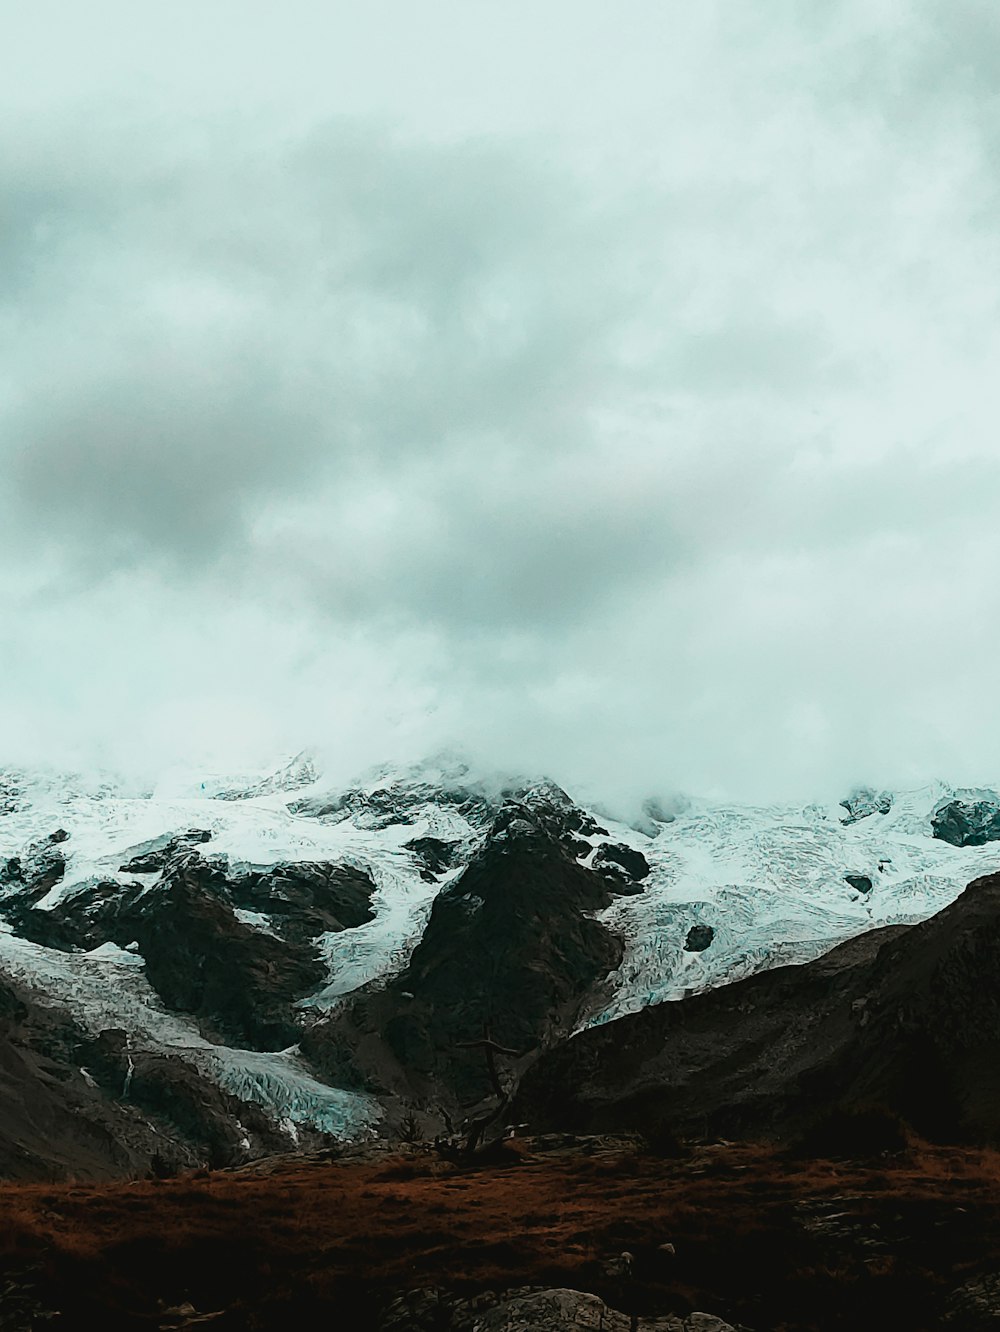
[3,756,1000,1135]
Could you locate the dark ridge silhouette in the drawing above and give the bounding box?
[515,873,1000,1147]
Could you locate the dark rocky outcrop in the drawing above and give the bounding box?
[0,829,68,897]
[229,861,376,943]
[292,780,494,830]
[116,859,327,1048]
[0,846,377,1049]
[303,799,630,1110]
[844,874,873,894]
[932,797,1000,847]
[404,837,461,878]
[839,788,893,825]
[119,828,212,873]
[684,924,715,952]
[592,842,650,892]
[515,873,1000,1147]
[292,770,607,844]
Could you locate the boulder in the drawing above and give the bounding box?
[383,1289,735,1332]
[383,1287,738,1332]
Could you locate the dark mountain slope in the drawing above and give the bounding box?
[516,872,1000,1146]
[303,798,637,1111]
[0,976,291,1180]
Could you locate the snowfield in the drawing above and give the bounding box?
[586,781,1000,1023]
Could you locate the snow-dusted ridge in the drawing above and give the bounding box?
[2,754,1000,1138]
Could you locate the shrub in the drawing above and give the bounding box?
[399,1112,422,1145]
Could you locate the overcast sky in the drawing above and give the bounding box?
[2,1,1000,801]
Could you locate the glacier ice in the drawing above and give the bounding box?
[3,756,1000,1129]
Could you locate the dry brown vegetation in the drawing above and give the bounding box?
[3,1138,1000,1330]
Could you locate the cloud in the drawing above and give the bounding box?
[2,3,1000,800]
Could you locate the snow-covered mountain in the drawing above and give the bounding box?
[1,752,999,1175]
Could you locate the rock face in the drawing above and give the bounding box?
[383,1288,737,1332]
[839,788,893,825]
[684,924,715,952]
[0,974,291,1180]
[232,860,376,944]
[404,837,461,878]
[515,873,1000,1146]
[118,828,213,873]
[291,776,493,830]
[112,859,328,1048]
[0,829,68,897]
[304,795,632,1109]
[0,843,377,1049]
[592,842,651,891]
[932,797,1000,847]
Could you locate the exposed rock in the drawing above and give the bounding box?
[932,798,1000,847]
[844,874,873,894]
[304,801,629,1109]
[593,842,651,886]
[684,924,715,952]
[292,779,493,830]
[119,828,213,873]
[510,780,608,840]
[0,831,67,897]
[839,788,893,825]
[229,861,376,943]
[404,837,461,877]
[383,1287,738,1332]
[102,860,327,1048]
[292,770,607,848]
[1,848,376,1046]
[945,1270,1000,1326]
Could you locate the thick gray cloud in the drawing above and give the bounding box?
[2,0,1000,800]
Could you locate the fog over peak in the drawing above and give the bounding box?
[2,1,999,803]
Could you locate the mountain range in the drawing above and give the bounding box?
[3,753,1000,1178]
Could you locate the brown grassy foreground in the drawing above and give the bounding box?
[3,1138,1000,1330]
